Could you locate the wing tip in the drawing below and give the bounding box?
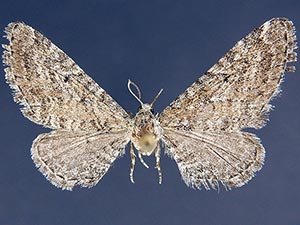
[262,18,297,72]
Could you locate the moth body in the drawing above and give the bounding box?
[130,104,163,156]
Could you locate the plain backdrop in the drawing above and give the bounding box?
[0,0,300,225]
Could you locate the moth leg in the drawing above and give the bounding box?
[138,152,149,168]
[155,144,162,184]
[130,142,136,183]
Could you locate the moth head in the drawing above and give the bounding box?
[137,103,153,113]
[127,79,163,113]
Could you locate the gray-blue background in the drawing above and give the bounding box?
[0,0,299,224]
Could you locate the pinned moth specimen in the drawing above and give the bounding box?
[2,18,297,190]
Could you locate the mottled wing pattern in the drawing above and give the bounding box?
[160,18,297,189]
[2,22,132,190]
[160,18,297,132]
[3,22,129,132]
[163,129,264,190]
[31,130,130,190]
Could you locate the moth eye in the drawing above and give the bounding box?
[150,108,154,114]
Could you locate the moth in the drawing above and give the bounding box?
[2,18,297,190]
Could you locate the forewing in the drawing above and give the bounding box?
[160,18,297,132]
[163,129,265,190]
[3,22,129,131]
[31,130,130,190]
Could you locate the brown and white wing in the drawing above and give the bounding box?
[163,129,264,190]
[159,18,297,132]
[3,22,129,132]
[31,130,130,190]
[160,18,297,189]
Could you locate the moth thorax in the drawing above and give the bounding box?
[132,130,158,156]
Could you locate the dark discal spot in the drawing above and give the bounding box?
[195,79,202,85]
[13,23,19,29]
[24,62,30,70]
[63,76,69,82]
[203,72,211,77]
[56,97,63,102]
[96,128,103,132]
[223,75,230,82]
[34,38,40,45]
[57,174,65,180]
[103,121,108,127]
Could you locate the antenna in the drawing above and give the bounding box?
[128,79,143,105]
[150,88,163,107]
